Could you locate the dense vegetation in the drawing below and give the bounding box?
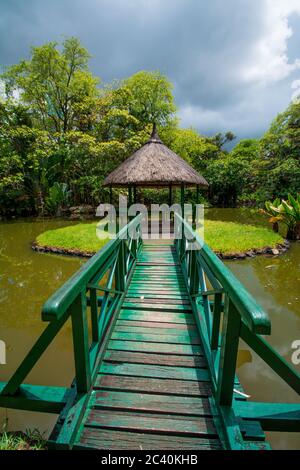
[1,37,299,217]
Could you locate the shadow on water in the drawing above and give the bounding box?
[0,211,299,449]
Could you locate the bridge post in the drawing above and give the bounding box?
[116,239,126,292]
[216,297,241,406]
[71,291,91,393]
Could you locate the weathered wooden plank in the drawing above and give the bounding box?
[116,319,196,330]
[84,409,217,437]
[93,390,214,416]
[122,301,192,312]
[113,325,199,338]
[104,350,206,367]
[95,374,212,396]
[76,428,222,450]
[99,362,209,381]
[108,340,202,355]
[119,310,195,324]
[127,292,190,300]
[111,331,200,345]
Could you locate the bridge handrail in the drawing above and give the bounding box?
[42,215,142,321]
[0,214,143,399]
[175,213,300,408]
[176,214,271,335]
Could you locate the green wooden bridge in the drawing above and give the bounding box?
[1,214,300,450]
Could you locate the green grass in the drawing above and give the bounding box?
[0,429,46,450]
[202,219,283,255]
[36,222,108,254]
[36,219,284,256]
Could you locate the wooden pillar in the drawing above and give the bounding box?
[133,185,137,204]
[128,186,133,206]
[181,184,185,218]
[169,185,172,206]
[196,184,200,205]
[109,185,112,205]
[193,185,200,223]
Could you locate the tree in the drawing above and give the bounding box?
[205,139,259,207]
[2,38,99,133]
[161,127,220,173]
[113,71,176,127]
[210,131,236,150]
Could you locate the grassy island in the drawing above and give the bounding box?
[34,219,284,258]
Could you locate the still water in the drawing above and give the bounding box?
[0,211,299,449]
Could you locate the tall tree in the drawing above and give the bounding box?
[2,38,99,133]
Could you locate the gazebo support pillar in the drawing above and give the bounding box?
[109,185,112,205]
[169,185,172,206]
[193,185,200,224]
[133,186,137,205]
[181,184,185,218]
[128,186,133,207]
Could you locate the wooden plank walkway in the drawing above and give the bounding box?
[73,242,223,450]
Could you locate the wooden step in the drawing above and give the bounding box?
[84,409,218,438]
[104,350,206,368]
[95,374,212,397]
[75,429,222,450]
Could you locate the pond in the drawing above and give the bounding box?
[0,210,299,449]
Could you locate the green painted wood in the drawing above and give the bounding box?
[85,409,217,437]
[0,383,70,413]
[116,319,196,330]
[89,288,100,343]
[1,308,70,395]
[93,390,215,416]
[122,301,192,312]
[99,362,210,381]
[96,374,212,397]
[108,340,202,355]
[234,400,300,432]
[217,298,241,406]
[176,214,271,335]
[104,350,206,367]
[42,215,142,321]
[71,292,91,393]
[118,309,195,324]
[111,330,200,345]
[113,325,199,337]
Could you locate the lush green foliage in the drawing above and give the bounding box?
[262,193,300,240]
[0,429,46,450]
[0,37,299,217]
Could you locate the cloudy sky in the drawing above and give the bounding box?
[1,0,300,140]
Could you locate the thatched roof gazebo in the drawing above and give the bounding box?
[103,124,208,213]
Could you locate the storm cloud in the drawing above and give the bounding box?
[1,0,300,139]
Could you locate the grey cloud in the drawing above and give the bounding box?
[0,0,299,139]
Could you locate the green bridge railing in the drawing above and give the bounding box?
[175,213,300,447]
[0,214,142,412]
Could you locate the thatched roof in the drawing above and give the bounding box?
[103,125,209,188]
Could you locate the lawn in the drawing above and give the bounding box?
[36,222,107,254]
[35,219,284,257]
[202,219,283,255]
